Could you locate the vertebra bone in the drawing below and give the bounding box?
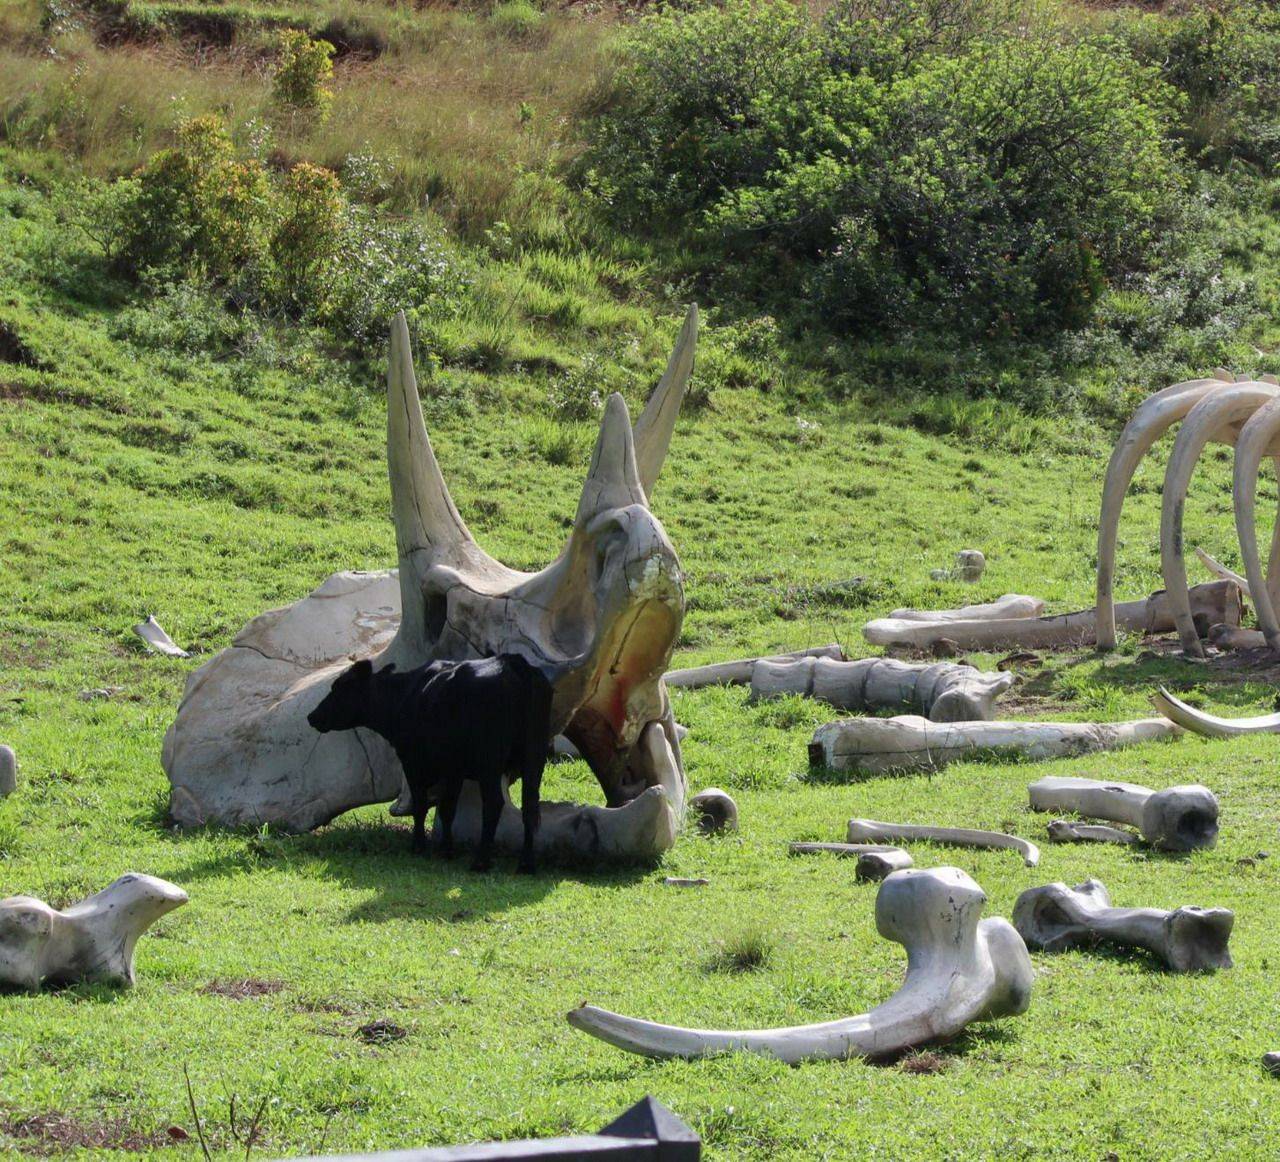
[164,309,698,862]
[846,819,1039,867]
[1027,775,1218,852]
[809,715,1179,776]
[0,874,188,991]
[1013,879,1233,972]
[750,657,1013,722]
[566,866,1032,1062]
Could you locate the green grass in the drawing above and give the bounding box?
[5,209,1280,1157]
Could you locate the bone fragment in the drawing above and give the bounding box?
[847,819,1040,867]
[163,310,698,862]
[856,849,914,881]
[0,874,188,991]
[688,787,738,834]
[664,645,843,689]
[789,842,905,857]
[1028,775,1218,851]
[810,715,1179,777]
[1195,548,1251,598]
[78,687,125,702]
[1013,879,1233,972]
[1046,820,1137,846]
[663,877,709,888]
[0,746,14,798]
[864,583,1241,651]
[890,594,1044,622]
[750,656,1013,722]
[1152,685,1280,737]
[134,615,189,657]
[566,866,1032,1061]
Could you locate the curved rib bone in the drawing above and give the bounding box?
[1027,775,1218,851]
[847,819,1039,867]
[0,874,188,991]
[1013,879,1233,972]
[1160,383,1280,655]
[864,582,1241,652]
[1152,685,1280,737]
[566,866,1033,1062]
[1235,394,1280,652]
[1194,547,1251,598]
[1096,375,1232,651]
[789,842,907,857]
[750,657,1014,722]
[809,715,1179,777]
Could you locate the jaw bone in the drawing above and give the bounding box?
[164,308,698,862]
[1013,879,1233,973]
[1027,775,1219,851]
[566,866,1033,1062]
[0,874,188,991]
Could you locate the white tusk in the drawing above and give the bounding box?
[567,866,1033,1062]
[1013,879,1233,973]
[0,874,188,991]
[633,305,698,498]
[1096,379,1230,650]
[1153,685,1280,737]
[1028,774,1218,851]
[847,819,1039,866]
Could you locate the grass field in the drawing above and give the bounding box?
[5,0,1280,1156]
[5,270,1280,1157]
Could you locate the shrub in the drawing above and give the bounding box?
[270,162,344,313]
[272,30,335,118]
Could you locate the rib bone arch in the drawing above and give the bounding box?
[1096,371,1280,656]
[749,657,1014,722]
[1013,879,1233,973]
[163,308,699,862]
[1027,776,1218,852]
[809,715,1179,776]
[566,867,1033,1062]
[0,874,188,991]
[1152,685,1280,738]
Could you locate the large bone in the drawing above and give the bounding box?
[889,594,1044,622]
[566,867,1033,1062]
[809,715,1179,776]
[750,657,1013,722]
[1027,775,1218,851]
[863,582,1241,651]
[1152,685,1280,737]
[0,874,188,991]
[164,310,699,862]
[0,745,14,798]
[1046,820,1137,846]
[1235,392,1280,651]
[1012,879,1233,972]
[1096,375,1233,651]
[846,819,1039,867]
[664,645,843,689]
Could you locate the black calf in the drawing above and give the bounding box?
[307,653,554,873]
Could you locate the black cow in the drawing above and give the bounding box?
[307,653,555,873]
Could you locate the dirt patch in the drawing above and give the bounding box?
[3,1112,179,1154]
[356,1019,407,1045]
[898,1051,949,1075]
[200,977,285,999]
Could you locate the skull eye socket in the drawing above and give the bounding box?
[591,522,627,583]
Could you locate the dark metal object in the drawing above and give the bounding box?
[287,1097,700,1162]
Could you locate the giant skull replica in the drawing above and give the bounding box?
[1096,370,1280,659]
[163,309,698,861]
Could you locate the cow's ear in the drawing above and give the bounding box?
[345,658,374,682]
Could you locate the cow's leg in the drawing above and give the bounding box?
[436,781,461,860]
[517,765,542,875]
[472,778,503,872]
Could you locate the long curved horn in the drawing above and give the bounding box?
[567,867,1033,1062]
[1153,686,1280,737]
[577,393,647,525]
[1096,376,1230,650]
[1234,396,1280,651]
[633,305,698,498]
[1159,382,1279,655]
